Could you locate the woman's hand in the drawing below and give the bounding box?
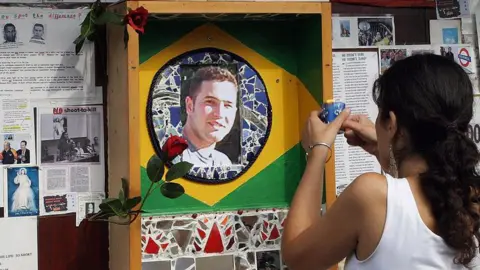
[342,114,378,156]
[301,108,351,154]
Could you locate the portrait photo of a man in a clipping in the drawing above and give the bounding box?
[179,65,241,167]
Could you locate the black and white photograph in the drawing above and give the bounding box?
[85,202,95,215]
[358,17,394,46]
[39,106,102,164]
[3,23,17,43]
[440,46,456,62]
[256,250,281,270]
[29,23,45,45]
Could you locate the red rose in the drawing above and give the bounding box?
[124,6,149,34]
[162,136,188,161]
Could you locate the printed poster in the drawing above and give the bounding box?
[430,19,461,45]
[0,217,38,270]
[5,166,39,217]
[37,106,105,193]
[0,8,95,99]
[332,51,381,195]
[40,192,76,216]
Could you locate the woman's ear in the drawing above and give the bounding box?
[388,111,398,140]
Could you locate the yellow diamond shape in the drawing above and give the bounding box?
[139,23,318,206]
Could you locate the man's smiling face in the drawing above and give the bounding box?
[185,80,238,145]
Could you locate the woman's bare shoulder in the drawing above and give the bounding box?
[342,172,388,208]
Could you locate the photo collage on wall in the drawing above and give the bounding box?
[332,16,395,48]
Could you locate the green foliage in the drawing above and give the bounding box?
[166,161,193,182]
[73,0,127,55]
[146,155,164,182]
[161,182,185,199]
[88,154,191,225]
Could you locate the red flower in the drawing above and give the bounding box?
[162,136,188,161]
[124,6,149,34]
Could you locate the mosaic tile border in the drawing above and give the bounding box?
[142,209,287,260]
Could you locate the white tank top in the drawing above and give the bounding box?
[344,174,480,270]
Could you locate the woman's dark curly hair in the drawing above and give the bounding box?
[373,54,480,267]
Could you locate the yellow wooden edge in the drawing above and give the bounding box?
[320,3,338,270]
[126,1,142,270]
[122,2,330,269]
[137,1,323,14]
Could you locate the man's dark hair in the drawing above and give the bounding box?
[21,140,27,145]
[187,66,238,101]
[33,23,43,29]
[4,23,14,32]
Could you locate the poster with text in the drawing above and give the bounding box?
[436,0,470,19]
[332,51,382,195]
[0,217,38,270]
[40,192,76,216]
[0,8,95,99]
[37,106,105,193]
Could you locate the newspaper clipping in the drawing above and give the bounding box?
[39,106,102,165]
[76,192,104,226]
[0,8,95,99]
[37,105,105,204]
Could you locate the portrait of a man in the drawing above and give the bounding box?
[30,23,45,44]
[147,49,272,182]
[3,23,16,43]
[17,140,30,164]
[179,65,241,167]
[85,202,95,215]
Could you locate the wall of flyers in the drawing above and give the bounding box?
[0,7,103,262]
[0,6,103,268]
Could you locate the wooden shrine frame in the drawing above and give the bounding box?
[106,1,334,270]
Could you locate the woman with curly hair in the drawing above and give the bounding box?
[282,54,480,269]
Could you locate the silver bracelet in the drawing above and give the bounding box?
[306,142,332,162]
[309,142,331,151]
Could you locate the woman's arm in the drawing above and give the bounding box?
[282,169,384,270]
[282,110,384,270]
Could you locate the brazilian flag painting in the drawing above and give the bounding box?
[138,17,325,215]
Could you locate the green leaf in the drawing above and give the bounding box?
[160,182,185,199]
[80,12,93,37]
[101,198,117,204]
[118,189,125,205]
[146,155,164,182]
[123,196,141,211]
[165,161,193,182]
[121,178,129,199]
[99,198,127,217]
[89,210,116,221]
[95,11,124,25]
[75,38,85,55]
[73,35,84,45]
